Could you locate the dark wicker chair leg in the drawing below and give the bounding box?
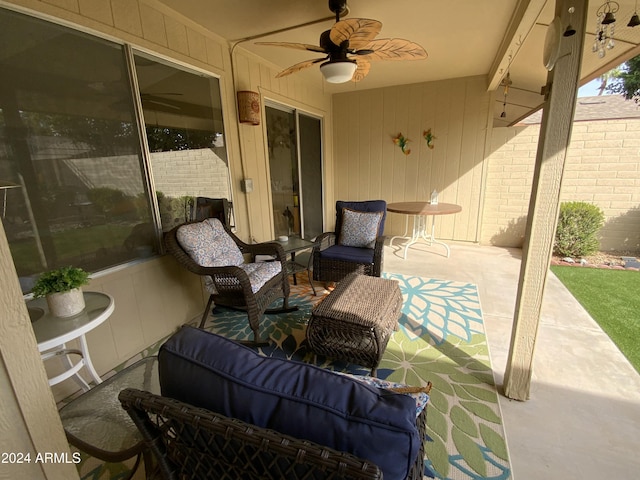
[198,295,215,329]
[232,331,269,347]
[250,326,269,347]
[308,271,318,295]
[264,299,298,314]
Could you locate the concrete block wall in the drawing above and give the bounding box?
[62,149,231,200]
[482,126,538,247]
[482,120,640,252]
[150,148,231,199]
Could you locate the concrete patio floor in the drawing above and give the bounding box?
[383,241,640,480]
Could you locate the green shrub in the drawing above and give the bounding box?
[554,202,605,257]
[87,187,126,215]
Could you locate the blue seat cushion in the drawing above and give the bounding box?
[319,244,375,264]
[159,326,420,480]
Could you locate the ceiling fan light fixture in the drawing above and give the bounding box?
[329,0,349,19]
[320,60,357,83]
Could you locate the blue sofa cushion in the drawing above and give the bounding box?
[319,244,375,263]
[159,326,420,480]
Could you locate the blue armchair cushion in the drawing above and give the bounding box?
[338,208,384,248]
[319,244,375,264]
[159,326,421,480]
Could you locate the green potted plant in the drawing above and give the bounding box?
[32,266,90,317]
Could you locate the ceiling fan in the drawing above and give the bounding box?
[255,0,427,84]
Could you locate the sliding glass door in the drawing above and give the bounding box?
[265,104,323,240]
[298,114,323,239]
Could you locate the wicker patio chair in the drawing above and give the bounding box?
[119,388,428,480]
[192,196,232,226]
[164,219,293,344]
[312,200,387,285]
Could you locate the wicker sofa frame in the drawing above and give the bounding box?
[164,221,292,343]
[119,388,428,480]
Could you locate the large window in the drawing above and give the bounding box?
[135,52,233,231]
[0,8,231,293]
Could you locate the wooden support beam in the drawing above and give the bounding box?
[487,0,548,91]
[0,222,80,479]
[503,0,587,401]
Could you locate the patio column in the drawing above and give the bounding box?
[0,222,79,479]
[504,0,587,401]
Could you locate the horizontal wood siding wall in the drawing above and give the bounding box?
[332,76,492,242]
[233,50,333,242]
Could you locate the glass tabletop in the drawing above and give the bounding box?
[274,236,318,254]
[58,356,159,461]
[28,291,114,352]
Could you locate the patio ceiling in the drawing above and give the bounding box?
[159,0,640,126]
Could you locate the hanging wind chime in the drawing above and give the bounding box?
[500,72,512,119]
[593,0,619,58]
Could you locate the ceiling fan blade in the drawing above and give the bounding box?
[351,58,371,83]
[255,41,326,53]
[275,57,326,78]
[330,18,382,49]
[351,48,375,56]
[358,38,427,61]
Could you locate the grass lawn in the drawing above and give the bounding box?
[9,224,134,275]
[550,266,640,373]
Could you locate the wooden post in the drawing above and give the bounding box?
[0,223,79,478]
[504,0,587,400]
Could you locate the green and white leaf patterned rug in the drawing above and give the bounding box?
[76,273,511,480]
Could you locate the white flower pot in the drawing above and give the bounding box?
[46,288,85,317]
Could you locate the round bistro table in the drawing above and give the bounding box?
[387,202,462,259]
[28,291,114,391]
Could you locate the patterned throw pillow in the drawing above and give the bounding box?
[334,371,429,418]
[176,218,244,267]
[338,208,383,248]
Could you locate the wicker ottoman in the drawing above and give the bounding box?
[306,273,403,376]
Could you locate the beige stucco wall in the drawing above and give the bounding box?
[332,75,493,242]
[483,120,640,252]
